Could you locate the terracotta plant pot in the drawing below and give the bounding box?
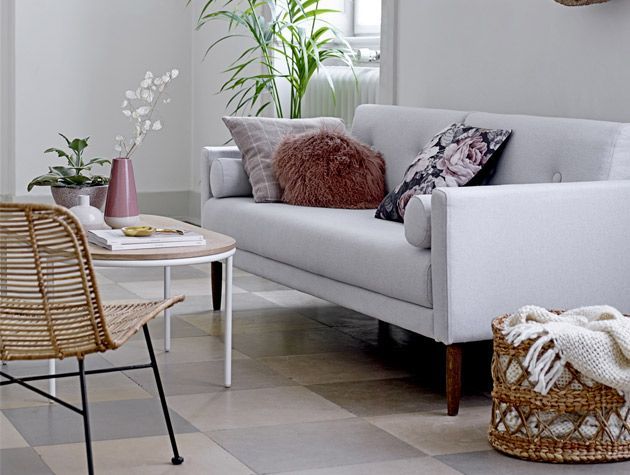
[51,185,109,210]
[104,157,140,229]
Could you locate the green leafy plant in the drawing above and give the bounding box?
[27,134,110,191]
[194,0,355,119]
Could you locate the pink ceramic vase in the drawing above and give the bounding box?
[104,157,140,228]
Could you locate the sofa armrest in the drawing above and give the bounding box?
[431,181,630,344]
[404,194,432,249]
[200,146,241,204]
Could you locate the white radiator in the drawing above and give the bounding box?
[302,66,379,126]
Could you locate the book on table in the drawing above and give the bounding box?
[88,229,206,251]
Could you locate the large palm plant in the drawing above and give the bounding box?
[194,0,355,119]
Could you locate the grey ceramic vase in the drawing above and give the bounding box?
[51,185,109,210]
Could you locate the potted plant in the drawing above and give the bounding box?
[27,134,110,209]
[193,0,355,118]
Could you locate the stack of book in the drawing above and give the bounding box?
[88,229,206,251]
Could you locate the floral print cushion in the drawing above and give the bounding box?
[375,123,512,222]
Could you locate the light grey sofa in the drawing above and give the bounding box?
[201,104,630,415]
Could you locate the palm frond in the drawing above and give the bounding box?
[193,0,355,118]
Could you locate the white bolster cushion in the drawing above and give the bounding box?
[404,194,432,249]
[210,157,252,198]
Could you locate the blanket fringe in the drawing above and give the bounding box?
[504,324,567,395]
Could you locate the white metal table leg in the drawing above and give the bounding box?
[48,359,56,397]
[164,266,172,352]
[224,256,233,388]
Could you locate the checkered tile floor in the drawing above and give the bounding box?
[1,265,629,474]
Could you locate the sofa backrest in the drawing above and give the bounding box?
[352,104,630,191]
[351,105,468,192]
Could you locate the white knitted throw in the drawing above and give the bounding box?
[503,305,630,398]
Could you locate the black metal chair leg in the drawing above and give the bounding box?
[142,324,184,465]
[78,358,95,475]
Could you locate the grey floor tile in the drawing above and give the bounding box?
[100,335,245,367]
[3,398,197,446]
[278,457,461,475]
[260,351,411,385]
[168,386,353,432]
[183,307,326,336]
[0,447,54,475]
[98,283,144,301]
[295,305,377,328]
[0,354,112,377]
[127,359,296,396]
[209,418,423,474]
[233,327,368,358]
[254,290,335,309]
[171,293,280,315]
[144,314,208,339]
[436,450,630,475]
[233,274,290,292]
[307,378,488,417]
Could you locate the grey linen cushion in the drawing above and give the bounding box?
[210,157,252,198]
[404,194,432,249]
[222,116,345,202]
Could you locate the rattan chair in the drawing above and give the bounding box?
[0,203,185,474]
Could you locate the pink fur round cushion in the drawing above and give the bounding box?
[273,129,386,208]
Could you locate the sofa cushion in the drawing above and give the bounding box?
[210,157,252,198]
[274,129,386,208]
[404,195,432,249]
[222,116,345,202]
[375,123,511,222]
[203,198,433,308]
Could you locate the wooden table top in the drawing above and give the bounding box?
[88,215,236,261]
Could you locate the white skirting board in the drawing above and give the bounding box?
[8,190,201,224]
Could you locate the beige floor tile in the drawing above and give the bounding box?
[35,432,253,475]
[182,308,324,336]
[278,457,461,475]
[0,413,28,449]
[366,406,493,455]
[186,263,249,276]
[49,371,153,405]
[260,351,411,385]
[94,273,116,285]
[167,386,353,431]
[0,385,52,409]
[119,279,246,299]
[100,335,248,366]
[98,283,144,301]
[208,418,422,473]
[0,371,150,410]
[254,290,335,308]
[306,378,445,416]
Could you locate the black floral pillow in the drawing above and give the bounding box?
[375,124,512,222]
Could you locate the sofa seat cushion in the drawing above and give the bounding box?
[203,198,433,308]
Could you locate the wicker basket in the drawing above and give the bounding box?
[488,314,630,463]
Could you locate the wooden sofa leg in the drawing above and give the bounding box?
[446,344,463,416]
[211,261,223,311]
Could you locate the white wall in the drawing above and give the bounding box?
[12,0,193,213]
[0,0,15,198]
[389,0,630,122]
[190,0,240,192]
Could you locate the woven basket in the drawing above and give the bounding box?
[488,314,630,463]
[554,0,609,5]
